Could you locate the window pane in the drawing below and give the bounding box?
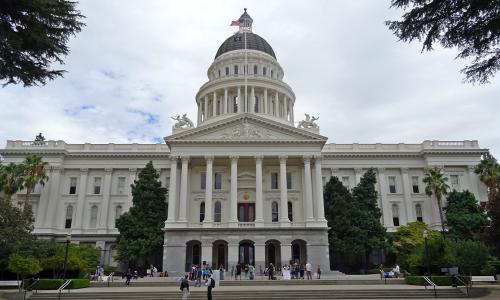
[214,173,222,190]
[201,172,206,190]
[288,201,293,222]
[94,177,101,194]
[69,177,77,194]
[416,204,423,222]
[90,206,98,228]
[271,173,278,189]
[388,176,396,193]
[412,176,419,193]
[286,172,292,190]
[272,202,278,222]
[200,202,205,222]
[392,204,400,226]
[214,202,221,222]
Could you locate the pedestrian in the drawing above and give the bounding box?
[299,264,305,279]
[244,264,249,280]
[235,264,242,280]
[125,269,132,286]
[152,265,157,277]
[306,261,312,280]
[268,263,274,280]
[219,265,225,280]
[316,265,321,279]
[196,266,202,287]
[180,275,190,300]
[206,274,216,300]
[249,264,254,280]
[379,264,384,280]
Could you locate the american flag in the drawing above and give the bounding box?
[230,20,241,26]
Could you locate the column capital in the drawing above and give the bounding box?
[180,155,190,162]
[467,165,476,172]
[303,155,312,163]
[129,168,137,173]
[377,167,386,173]
[330,168,339,174]
[104,168,113,173]
[169,156,178,163]
[279,155,288,163]
[205,155,214,162]
[314,155,323,162]
[354,168,363,173]
[230,155,239,162]
[254,155,264,162]
[80,168,89,174]
[400,167,409,174]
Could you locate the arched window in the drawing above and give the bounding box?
[234,65,238,75]
[65,205,73,229]
[214,201,222,222]
[218,69,221,77]
[271,201,279,222]
[392,204,400,226]
[233,96,238,113]
[253,65,258,75]
[288,201,293,222]
[225,67,229,76]
[216,100,221,115]
[263,67,267,76]
[254,96,259,112]
[200,202,205,222]
[90,205,98,228]
[115,205,122,228]
[415,204,423,222]
[271,70,274,78]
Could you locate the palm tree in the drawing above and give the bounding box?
[475,153,500,191]
[423,166,450,234]
[0,163,24,201]
[20,154,49,209]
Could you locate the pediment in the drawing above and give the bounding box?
[165,114,327,144]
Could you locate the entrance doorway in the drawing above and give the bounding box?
[239,241,255,265]
[238,203,255,222]
[212,240,228,269]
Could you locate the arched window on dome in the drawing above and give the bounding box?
[271,70,274,78]
[65,205,73,229]
[90,205,98,228]
[234,65,238,75]
[254,96,259,113]
[271,100,276,116]
[233,96,238,113]
[216,100,221,115]
[254,65,258,75]
[200,202,205,223]
[225,67,229,76]
[271,201,278,222]
[263,67,267,76]
[214,201,222,223]
[218,70,221,78]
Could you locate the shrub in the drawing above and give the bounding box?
[23,278,89,290]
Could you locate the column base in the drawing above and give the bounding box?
[228,220,239,228]
[279,220,291,227]
[306,219,328,228]
[202,221,213,228]
[164,221,188,228]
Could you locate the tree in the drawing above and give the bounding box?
[8,254,41,291]
[0,163,24,201]
[115,161,167,268]
[20,154,48,209]
[386,0,500,84]
[445,190,488,241]
[391,222,440,268]
[351,168,387,265]
[451,239,490,276]
[423,166,449,233]
[0,0,85,87]
[475,153,500,255]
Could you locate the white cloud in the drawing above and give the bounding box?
[0,0,499,157]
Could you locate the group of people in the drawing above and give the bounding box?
[234,263,256,280]
[379,264,400,279]
[181,263,218,300]
[280,262,321,280]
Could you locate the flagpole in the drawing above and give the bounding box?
[244,30,247,113]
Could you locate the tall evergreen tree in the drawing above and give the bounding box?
[115,161,167,267]
[445,190,488,241]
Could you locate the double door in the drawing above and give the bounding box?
[238,203,255,222]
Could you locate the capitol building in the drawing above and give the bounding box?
[1,10,488,274]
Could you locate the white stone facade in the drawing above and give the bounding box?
[0,10,488,274]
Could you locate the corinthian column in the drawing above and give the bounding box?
[279,156,290,226]
[166,157,178,223]
[229,156,239,227]
[314,156,326,223]
[178,156,189,224]
[203,156,214,227]
[303,156,314,223]
[255,156,264,226]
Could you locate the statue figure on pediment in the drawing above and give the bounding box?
[171,114,194,129]
[297,114,319,129]
[33,133,46,145]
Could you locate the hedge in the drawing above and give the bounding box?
[405,276,470,286]
[23,279,90,290]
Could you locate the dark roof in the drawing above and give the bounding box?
[215,32,276,60]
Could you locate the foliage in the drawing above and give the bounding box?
[475,153,500,255]
[451,239,490,275]
[0,0,85,87]
[405,275,468,286]
[445,190,488,240]
[324,169,387,267]
[423,167,449,233]
[8,254,42,289]
[22,278,89,290]
[115,161,168,267]
[391,222,440,268]
[386,0,500,84]
[0,196,34,270]
[0,163,24,200]
[20,154,49,208]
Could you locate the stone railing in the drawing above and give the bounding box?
[238,222,255,228]
[5,140,170,153]
[323,140,480,153]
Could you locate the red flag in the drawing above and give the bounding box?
[230,20,241,26]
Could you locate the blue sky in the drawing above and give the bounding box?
[0,0,499,156]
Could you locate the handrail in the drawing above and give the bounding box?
[423,276,437,298]
[455,275,470,297]
[107,272,115,287]
[57,279,72,300]
[23,278,40,300]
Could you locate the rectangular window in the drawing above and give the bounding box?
[69,177,77,194]
[271,172,279,190]
[117,177,126,194]
[450,175,459,190]
[200,172,206,190]
[214,173,222,190]
[93,177,102,194]
[341,176,350,189]
[392,204,400,226]
[388,176,396,193]
[234,65,238,75]
[411,176,420,193]
[415,204,423,222]
[286,172,292,190]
